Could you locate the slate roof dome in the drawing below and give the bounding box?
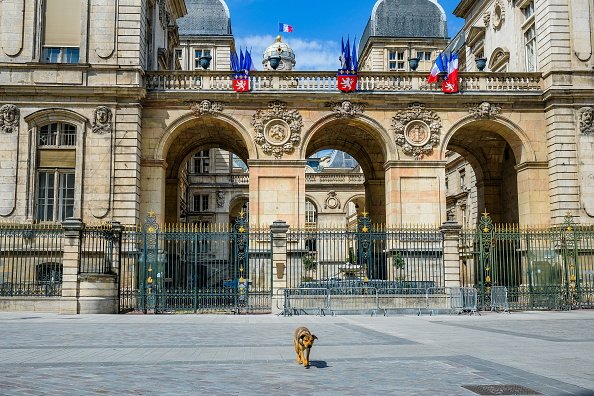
[364,0,448,39]
[178,0,232,36]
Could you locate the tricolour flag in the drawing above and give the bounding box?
[427,53,446,83]
[442,53,459,94]
[279,23,293,33]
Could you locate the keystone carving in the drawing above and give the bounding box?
[578,107,594,135]
[392,103,442,160]
[0,104,19,134]
[252,101,303,159]
[468,102,502,119]
[329,101,365,118]
[92,106,113,134]
[190,100,224,116]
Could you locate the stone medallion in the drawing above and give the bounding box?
[392,103,442,160]
[252,101,303,159]
[324,191,341,210]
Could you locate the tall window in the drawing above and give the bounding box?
[388,49,405,71]
[192,150,210,174]
[522,1,537,71]
[193,194,209,212]
[36,171,75,222]
[35,122,76,222]
[305,200,317,225]
[42,0,81,63]
[194,49,211,69]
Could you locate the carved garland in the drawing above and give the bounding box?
[190,100,224,116]
[252,101,303,159]
[392,104,442,160]
[0,104,19,134]
[578,106,594,135]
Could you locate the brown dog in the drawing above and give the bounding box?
[294,326,318,368]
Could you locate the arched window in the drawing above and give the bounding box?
[305,200,317,226]
[36,122,77,222]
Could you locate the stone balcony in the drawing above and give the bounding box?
[145,71,543,93]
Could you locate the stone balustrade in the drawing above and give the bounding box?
[187,173,366,186]
[145,71,543,93]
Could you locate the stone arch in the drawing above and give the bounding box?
[442,115,542,225]
[154,112,257,164]
[24,108,89,127]
[302,114,391,224]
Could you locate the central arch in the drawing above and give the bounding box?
[302,115,392,224]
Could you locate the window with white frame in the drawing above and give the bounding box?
[388,49,405,71]
[193,194,210,212]
[194,49,212,69]
[416,50,433,71]
[42,0,81,63]
[192,150,210,174]
[305,200,317,225]
[522,1,537,71]
[38,123,77,146]
[36,170,75,222]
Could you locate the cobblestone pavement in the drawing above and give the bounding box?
[0,311,593,395]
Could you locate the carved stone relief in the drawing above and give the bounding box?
[483,11,491,27]
[0,104,19,134]
[578,107,594,135]
[92,106,112,134]
[190,100,224,116]
[492,0,506,30]
[216,191,225,208]
[324,191,341,209]
[252,101,303,159]
[329,101,365,118]
[392,104,442,160]
[468,102,502,119]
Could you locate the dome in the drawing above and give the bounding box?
[262,36,296,71]
[365,0,447,39]
[178,0,232,36]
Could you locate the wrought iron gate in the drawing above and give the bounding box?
[119,212,273,313]
[464,212,594,310]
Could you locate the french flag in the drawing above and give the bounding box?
[442,53,459,93]
[427,53,446,83]
[279,23,293,33]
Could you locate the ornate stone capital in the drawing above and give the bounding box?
[92,106,112,134]
[392,103,442,160]
[0,104,19,134]
[468,102,502,119]
[579,107,594,135]
[252,101,303,159]
[329,101,365,118]
[324,191,341,209]
[190,100,224,116]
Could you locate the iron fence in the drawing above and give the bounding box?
[460,214,594,311]
[0,224,64,297]
[286,223,444,291]
[80,225,117,274]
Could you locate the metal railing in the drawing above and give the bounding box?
[0,224,64,297]
[280,286,478,316]
[145,71,543,93]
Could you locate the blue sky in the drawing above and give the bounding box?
[225,0,463,70]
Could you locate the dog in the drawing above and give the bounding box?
[294,326,318,368]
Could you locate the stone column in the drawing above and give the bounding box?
[61,218,83,314]
[270,220,289,314]
[440,220,462,288]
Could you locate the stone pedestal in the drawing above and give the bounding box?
[60,218,83,314]
[78,274,119,314]
[441,220,462,288]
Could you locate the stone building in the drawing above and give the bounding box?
[0,0,593,230]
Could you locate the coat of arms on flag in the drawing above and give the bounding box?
[337,36,358,93]
[230,48,255,93]
[427,52,460,94]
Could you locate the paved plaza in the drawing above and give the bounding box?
[0,311,593,395]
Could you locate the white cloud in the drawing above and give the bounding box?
[235,35,341,71]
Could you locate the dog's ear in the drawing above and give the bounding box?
[312,334,318,340]
[299,333,307,341]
